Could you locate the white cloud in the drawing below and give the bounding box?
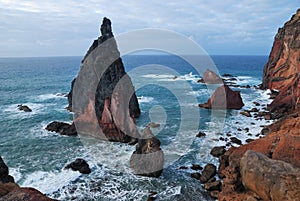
[0,0,299,57]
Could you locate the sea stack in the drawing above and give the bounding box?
[66,17,141,143]
[218,9,300,201]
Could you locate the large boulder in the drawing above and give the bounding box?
[130,127,164,178]
[199,84,244,109]
[240,150,300,201]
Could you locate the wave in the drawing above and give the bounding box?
[36,93,67,101]
[21,170,81,194]
[137,96,154,103]
[141,72,200,83]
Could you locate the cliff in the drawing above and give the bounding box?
[219,9,300,201]
[261,9,300,113]
[67,17,140,143]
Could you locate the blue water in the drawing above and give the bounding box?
[0,55,271,200]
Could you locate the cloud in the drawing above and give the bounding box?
[0,0,299,57]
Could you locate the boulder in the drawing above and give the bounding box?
[17,104,32,112]
[199,85,244,110]
[45,121,77,136]
[130,127,164,178]
[200,164,216,183]
[210,146,226,157]
[240,150,300,201]
[240,110,252,117]
[198,69,223,84]
[65,158,91,174]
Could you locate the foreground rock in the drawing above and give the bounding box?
[67,17,140,143]
[0,156,55,200]
[199,84,244,109]
[65,158,91,174]
[198,69,223,84]
[17,104,32,112]
[45,121,77,136]
[130,127,164,177]
[240,150,300,201]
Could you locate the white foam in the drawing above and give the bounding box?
[2,103,46,119]
[36,93,66,101]
[137,96,154,103]
[10,167,22,183]
[21,170,81,194]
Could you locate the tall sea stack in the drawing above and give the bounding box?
[68,17,140,143]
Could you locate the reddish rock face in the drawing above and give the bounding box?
[262,9,300,113]
[199,85,244,110]
[0,187,56,201]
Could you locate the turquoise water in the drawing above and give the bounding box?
[0,55,271,200]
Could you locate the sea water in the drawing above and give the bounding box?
[0,55,272,200]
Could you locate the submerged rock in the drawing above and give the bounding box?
[17,104,32,112]
[199,85,244,109]
[45,121,77,136]
[65,158,91,174]
[130,127,164,178]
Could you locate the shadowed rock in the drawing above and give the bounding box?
[130,127,164,178]
[65,158,91,174]
[17,104,32,112]
[45,121,77,136]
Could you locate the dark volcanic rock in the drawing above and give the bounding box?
[199,85,244,110]
[191,172,201,180]
[130,127,164,178]
[0,157,14,183]
[17,104,32,112]
[65,158,91,174]
[198,69,223,84]
[210,146,226,157]
[196,131,206,137]
[200,164,216,183]
[45,121,77,136]
[191,164,203,171]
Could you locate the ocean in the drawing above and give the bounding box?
[0,55,272,200]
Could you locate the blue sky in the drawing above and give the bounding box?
[0,0,299,57]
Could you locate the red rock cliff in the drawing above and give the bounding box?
[262,9,300,113]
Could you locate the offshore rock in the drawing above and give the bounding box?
[45,121,77,136]
[17,104,32,112]
[198,69,223,84]
[199,85,244,109]
[130,127,164,178]
[261,9,300,114]
[67,17,140,143]
[65,158,91,174]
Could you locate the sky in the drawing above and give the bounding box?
[0,0,299,57]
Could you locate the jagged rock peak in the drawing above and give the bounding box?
[100,17,113,39]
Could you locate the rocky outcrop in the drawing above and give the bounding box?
[199,84,244,109]
[0,156,55,200]
[17,104,32,112]
[130,127,164,178]
[261,9,300,114]
[240,150,300,201]
[67,17,140,143]
[198,69,223,84]
[45,121,77,136]
[65,158,91,174]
